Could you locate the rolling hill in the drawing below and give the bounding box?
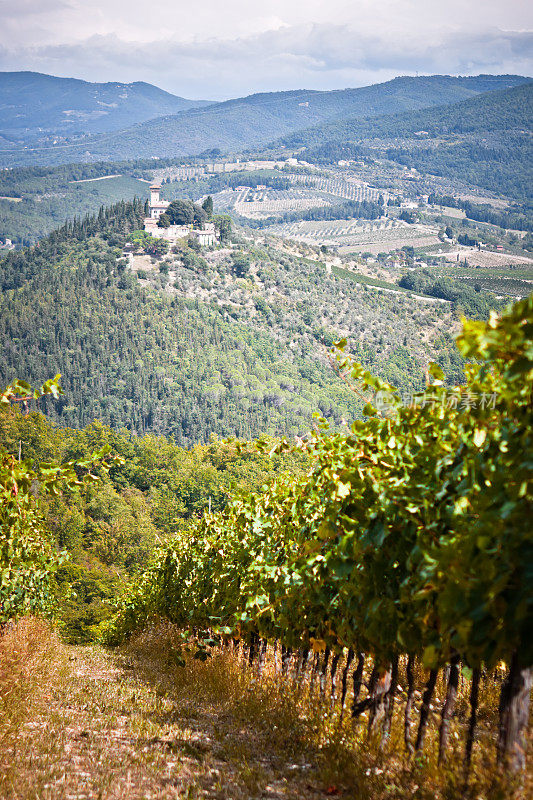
[0,201,465,443]
[278,80,533,148]
[0,72,210,140]
[278,81,533,200]
[0,74,528,167]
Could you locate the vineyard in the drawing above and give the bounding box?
[214,187,335,219]
[264,217,440,252]
[211,174,385,222]
[105,295,533,790]
[283,172,385,203]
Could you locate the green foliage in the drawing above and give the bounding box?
[157,213,171,228]
[144,237,169,257]
[163,199,206,227]
[428,194,533,232]
[0,375,116,624]
[398,269,501,317]
[213,214,232,242]
[0,401,305,640]
[231,251,251,277]
[127,229,153,249]
[457,232,478,247]
[202,195,214,218]
[106,295,533,677]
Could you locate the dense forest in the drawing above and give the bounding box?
[282,82,533,148]
[0,395,305,641]
[0,200,470,443]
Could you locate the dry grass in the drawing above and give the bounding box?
[0,617,63,750]
[0,619,530,799]
[121,624,531,800]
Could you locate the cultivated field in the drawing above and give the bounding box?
[211,175,385,221]
[263,217,441,252]
[284,173,385,203]
[444,247,533,269]
[214,187,337,219]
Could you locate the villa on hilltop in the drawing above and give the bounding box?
[144,184,217,246]
[145,182,170,222]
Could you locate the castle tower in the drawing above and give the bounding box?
[150,183,161,206]
[146,183,169,221]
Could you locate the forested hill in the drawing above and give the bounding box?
[0,202,463,444]
[279,81,533,148]
[0,74,527,167]
[278,81,533,200]
[0,72,209,141]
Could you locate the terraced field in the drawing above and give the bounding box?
[213,187,334,219]
[284,173,385,203]
[211,173,385,222]
[263,217,441,252]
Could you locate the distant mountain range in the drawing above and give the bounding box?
[278,80,533,148]
[278,81,533,201]
[0,72,210,139]
[0,73,528,167]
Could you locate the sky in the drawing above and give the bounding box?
[0,0,531,99]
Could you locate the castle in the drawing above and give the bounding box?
[146,183,170,222]
[144,184,216,246]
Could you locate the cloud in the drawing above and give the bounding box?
[0,21,531,99]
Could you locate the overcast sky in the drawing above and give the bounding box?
[0,0,531,99]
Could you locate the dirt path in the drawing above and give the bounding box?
[2,640,335,800]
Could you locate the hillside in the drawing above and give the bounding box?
[0,162,152,245]
[0,74,528,168]
[0,72,209,140]
[0,201,466,444]
[1,295,531,799]
[279,80,533,146]
[278,82,533,200]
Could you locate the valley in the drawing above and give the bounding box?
[1,60,532,800]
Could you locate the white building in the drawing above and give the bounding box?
[144,184,217,246]
[146,222,191,241]
[146,222,217,246]
[191,224,216,246]
[146,184,169,221]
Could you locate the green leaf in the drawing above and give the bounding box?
[473,428,486,448]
